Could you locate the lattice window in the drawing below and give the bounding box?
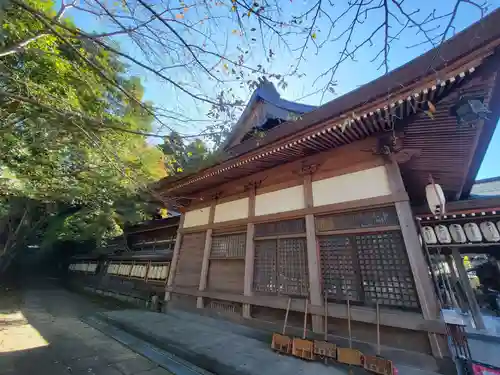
[277,238,309,296]
[254,240,277,293]
[319,230,418,309]
[254,237,308,296]
[211,233,246,258]
[316,207,398,232]
[356,232,418,308]
[255,218,306,237]
[319,236,361,301]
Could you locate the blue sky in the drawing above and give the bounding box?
[67,0,500,180]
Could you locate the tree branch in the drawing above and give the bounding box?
[0,90,224,140]
[11,0,226,107]
[0,34,49,57]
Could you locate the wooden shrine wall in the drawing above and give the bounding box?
[167,140,443,357]
[173,232,206,288]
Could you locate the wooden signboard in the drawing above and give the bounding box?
[337,347,363,366]
[363,355,394,375]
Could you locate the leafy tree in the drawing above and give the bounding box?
[0,0,167,271]
[1,0,490,140]
[161,131,223,175]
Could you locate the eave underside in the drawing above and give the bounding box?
[159,57,499,206]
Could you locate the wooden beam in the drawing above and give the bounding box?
[180,193,407,234]
[385,161,447,358]
[316,225,400,236]
[451,249,485,329]
[197,201,216,308]
[166,286,446,334]
[243,185,256,318]
[164,214,185,302]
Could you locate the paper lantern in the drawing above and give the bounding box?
[480,222,500,242]
[161,266,168,280]
[464,223,482,242]
[449,224,467,243]
[425,183,446,215]
[435,225,452,244]
[422,226,438,244]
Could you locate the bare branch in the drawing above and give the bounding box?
[11,0,224,107]
[55,0,75,20]
[135,0,220,81]
[0,90,224,140]
[383,0,389,74]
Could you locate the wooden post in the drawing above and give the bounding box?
[164,214,185,302]
[303,172,323,333]
[451,249,485,330]
[385,161,447,358]
[446,255,466,312]
[243,185,256,318]
[197,202,216,308]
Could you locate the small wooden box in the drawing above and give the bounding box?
[363,355,394,375]
[313,340,337,359]
[292,338,315,360]
[271,333,292,354]
[337,347,363,366]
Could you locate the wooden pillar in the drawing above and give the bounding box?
[243,186,256,318]
[165,214,185,302]
[303,172,323,333]
[446,256,466,312]
[385,161,446,357]
[197,202,216,308]
[451,249,485,330]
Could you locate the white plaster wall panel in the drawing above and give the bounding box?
[214,198,249,223]
[255,185,305,216]
[312,166,392,207]
[183,207,210,228]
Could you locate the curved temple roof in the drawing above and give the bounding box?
[158,9,500,205]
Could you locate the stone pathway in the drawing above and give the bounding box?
[99,309,444,375]
[0,283,172,375]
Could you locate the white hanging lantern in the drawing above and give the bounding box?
[161,266,168,280]
[422,226,438,244]
[464,223,482,242]
[435,225,452,244]
[425,183,446,215]
[449,224,467,243]
[480,222,500,242]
